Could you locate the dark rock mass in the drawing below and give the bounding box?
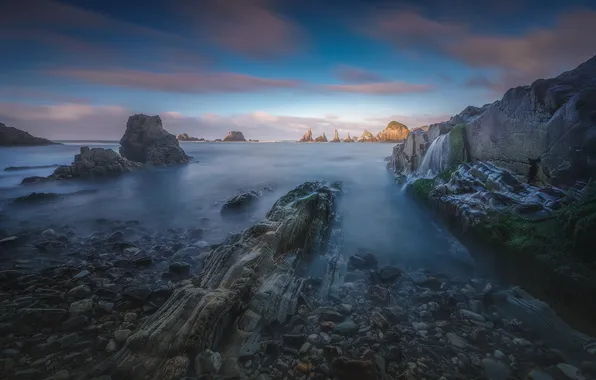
[315,132,328,142]
[0,123,59,146]
[376,121,410,142]
[223,131,247,142]
[120,114,189,166]
[177,133,204,142]
[331,129,341,142]
[299,128,314,142]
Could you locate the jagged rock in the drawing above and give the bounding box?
[377,121,410,142]
[220,190,261,219]
[315,133,328,142]
[387,129,429,174]
[358,130,377,142]
[465,55,596,185]
[53,147,143,180]
[92,181,338,380]
[343,133,355,143]
[223,131,247,142]
[177,133,204,142]
[299,128,314,142]
[120,114,189,166]
[331,129,341,142]
[0,122,58,146]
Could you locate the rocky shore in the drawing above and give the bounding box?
[2,181,595,380]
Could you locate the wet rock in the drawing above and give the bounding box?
[320,310,345,322]
[332,357,377,380]
[122,286,151,303]
[527,369,556,380]
[482,358,511,380]
[169,261,190,275]
[348,253,377,271]
[368,285,389,304]
[41,228,55,238]
[58,333,79,349]
[338,304,353,315]
[62,315,88,330]
[282,334,306,348]
[447,333,468,348]
[69,299,93,314]
[114,329,131,344]
[373,266,403,284]
[73,270,90,280]
[97,301,114,314]
[194,350,222,375]
[67,285,92,298]
[460,309,485,321]
[220,191,260,219]
[105,340,118,352]
[334,321,359,335]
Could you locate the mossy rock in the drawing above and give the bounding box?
[448,123,468,166]
[408,178,435,201]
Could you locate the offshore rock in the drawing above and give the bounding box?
[220,190,261,219]
[223,131,247,142]
[343,133,355,143]
[331,129,341,142]
[299,128,314,142]
[120,114,189,166]
[358,130,377,142]
[92,181,338,380]
[315,133,328,142]
[376,121,409,142]
[177,133,204,142]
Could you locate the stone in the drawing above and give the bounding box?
[446,333,468,348]
[332,357,377,380]
[58,333,79,348]
[299,342,312,356]
[299,128,314,142]
[50,147,144,180]
[320,310,344,322]
[220,191,260,218]
[122,286,152,303]
[124,312,137,322]
[194,350,222,375]
[119,114,189,165]
[373,266,402,284]
[168,261,191,275]
[97,301,114,314]
[14,368,41,378]
[0,358,15,372]
[67,285,92,298]
[105,339,118,352]
[338,304,353,315]
[460,309,485,321]
[41,229,55,238]
[62,315,88,330]
[114,329,132,343]
[69,299,93,314]
[482,358,511,380]
[222,131,247,142]
[334,321,359,335]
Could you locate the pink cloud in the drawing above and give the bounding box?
[323,82,434,95]
[49,69,301,94]
[333,65,385,83]
[179,0,303,60]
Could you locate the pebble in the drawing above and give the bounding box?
[98,301,114,313]
[124,312,137,322]
[69,299,93,314]
[54,369,70,380]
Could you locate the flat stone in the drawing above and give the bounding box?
[54,369,70,380]
[15,368,41,379]
[69,299,93,314]
[67,285,92,298]
[334,321,359,335]
[72,270,90,280]
[123,286,152,302]
[58,333,79,348]
[459,309,485,321]
[97,301,114,313]
[62,315,88,330]
[114,329,132,343]
[447,333,468,348]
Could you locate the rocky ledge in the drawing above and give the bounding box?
[0,123,59,146]
[223,131,247,142]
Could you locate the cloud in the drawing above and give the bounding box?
[177,0,304,60]
[0,102,451,141]
[50,69,301,94]
[362,7,596,90]
[323,82,434,95]
[333,65,386,83]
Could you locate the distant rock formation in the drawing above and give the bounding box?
[248,139,260,142]
[223,131,247,142]
[331,129,341,142]
[120,114,189,166]
[0,122,59,146]
[343,133,355,143]
[376,121,410,142]
[299,128,314,142]
[22,147,143,184]
[315,132,328,142]
[358,130,377,142]
[177,133,204,142]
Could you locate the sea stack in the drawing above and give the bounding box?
[0,122,59,146]
[358,130,377,142]
[177,133,204,142]
[377,121,410,142]
[343,133,355,143]
[119,114,189,166]
[223,131,247,142]
[315,132,328,142]
[299,128,314,142]
[331,129,341,142]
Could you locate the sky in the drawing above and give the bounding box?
[1,0,596,140]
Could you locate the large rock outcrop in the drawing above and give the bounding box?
[331,129,341,142]
[376,121,410,142]
[387,129,429,174]
[343,133,354,143]
[177,133,204,142]
[91,181,340,380]
[465,55,596,186]
[223,131,247,142]
[299,128,314,142]
[22,147,143,183]
[120,114,189,166]
[315,132,328,142]
[0,123,58,146]
[358,130,377,142]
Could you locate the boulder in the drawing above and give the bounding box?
[299,128,314,142]
[91,181,339,380]
[119,114,189,166]
[0,122,58,146]
[55,147,143,179]
[465,55,596,186]
[315,133,328,142]
[331,129,341,142]
[376,121,409,142]
[220,190,261,219]
[358,130,377,142]
[223,131,247,142]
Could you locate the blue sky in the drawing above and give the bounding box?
[1,0,595,140]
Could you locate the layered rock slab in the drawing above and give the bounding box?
[92,181,339,380]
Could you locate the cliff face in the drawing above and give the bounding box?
[465,55,596,185]
[315,132,328,142]
[299,128,314,142]
[358,130,377,142]
[376,121,410,142]
[223,131,247,142]
[331,129,341,142]
[0,123,58,146]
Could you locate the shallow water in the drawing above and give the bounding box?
[0,142,481,276]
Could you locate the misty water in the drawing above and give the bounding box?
[0,142,486,278]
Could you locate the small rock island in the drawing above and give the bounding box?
[0,122,60,146]
[223,131,247,142]
[177,133,205,142]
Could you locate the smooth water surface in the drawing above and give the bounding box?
[0,142,481,277]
